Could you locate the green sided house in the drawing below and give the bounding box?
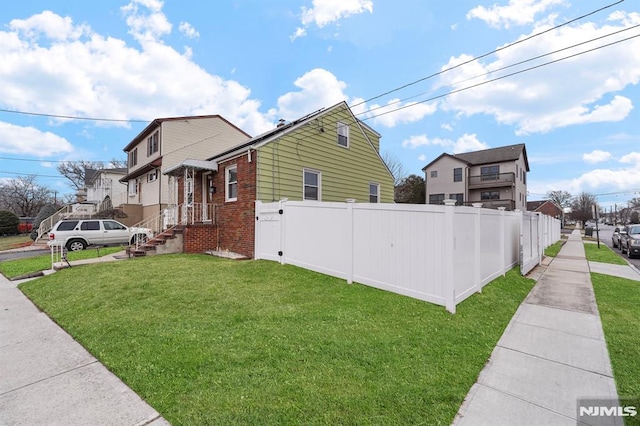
[164,100,394,258]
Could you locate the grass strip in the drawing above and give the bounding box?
[0,246,124,279]
[544,240,564,257]
[592,272,640,425]
[583,243,628,265]
[19,255,534,425]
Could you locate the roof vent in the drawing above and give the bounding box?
[277,119,286,128]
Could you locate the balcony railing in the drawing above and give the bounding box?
[468,172,515,189]
[463,199,516,211]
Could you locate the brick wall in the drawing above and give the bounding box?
[211,153,257,258]
[174,152,257,258]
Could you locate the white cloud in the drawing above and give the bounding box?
[620,152,640,166]
[179,22,199,39]
[418,154,427,162]
[401,133,488,154]
[467,0,567,29]
[272,68,348,120]
[0,4,278,141]
[582,150,613,164]
[0,122,74,157]
[365,100,437,128]
[291,0,373,40]
[438,12,640,135]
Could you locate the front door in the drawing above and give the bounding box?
[202,172,214,222]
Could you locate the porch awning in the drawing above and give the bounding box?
[164,159,219,176]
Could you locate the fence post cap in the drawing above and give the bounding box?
[497,207,507,211]
[472,203,483,208]
[345,198,356,203]
[443,199,456,206]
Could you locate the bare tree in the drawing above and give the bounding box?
[381,151,407,186]
[546,190,572,209]
[0,176,54,217]
[570,192,597,224]
[628,197,640,209]
[57,159,126,191]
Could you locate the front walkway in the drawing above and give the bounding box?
[453,230,620,425]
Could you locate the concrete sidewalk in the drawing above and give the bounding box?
[454,229,621,425]
[0,262,170,425]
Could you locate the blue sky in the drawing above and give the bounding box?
[0,0,639,209]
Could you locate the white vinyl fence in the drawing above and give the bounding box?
[255,200,560,313]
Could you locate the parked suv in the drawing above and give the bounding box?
[48,219,153,251]
[621,224,640,258]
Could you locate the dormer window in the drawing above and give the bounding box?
[337,122,349,148]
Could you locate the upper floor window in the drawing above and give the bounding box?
[453,168,462,182]
[147,131,159,156]
[303,169,321,201]
[481,165,499,181]
[369,183,380,203]
[148,170,157,182]
[225,165,238,202]
[128,148,138,168]
[337,122,349,148]
[430,170,438,178]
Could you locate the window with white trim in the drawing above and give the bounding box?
[128,179,138,196]
[128,148,138,167]
[369,182,380,203]
[225,165,238,202]
[147,170,157,182]
[337,122,349,148]
[303,169,321,201]
[147,131,159,156]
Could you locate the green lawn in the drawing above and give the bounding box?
[19,255,534,425]
[0,246,124,279]
[592,272,640,424]
[544,240,564,257]
[0,235,33,251]
[583,243,628,265]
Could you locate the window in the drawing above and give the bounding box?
[481,165,499,181]
[430,170,438,178]
[57,221,79,231]
[449,193,464,206]
[516,164,519,179]
[453,168,462,182]
[128,148,138,167]
[148,170,157,182]
[337,122,349,147]
[103,221,126,231]
[80,221,100,231]
[303,169,321,201]
[481,191,500,200]
[147,131,159,156]
[523,170,526,184]
[429,193,445,205]
[369,183,380,203]
[225,165,238,202]
[128,179,138,196]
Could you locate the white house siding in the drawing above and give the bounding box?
[159,118,250,205]
[424,156,468,204]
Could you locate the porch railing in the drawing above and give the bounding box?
[36,205,74,241]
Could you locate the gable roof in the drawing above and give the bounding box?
[422,143,529,172]
[122,114,251,152]
[421,153,470,171]
[207,101,382,162]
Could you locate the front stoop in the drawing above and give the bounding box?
[126,227,184,257]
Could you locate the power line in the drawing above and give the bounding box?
[358,32,640,122]
[359,23,640,116]
[0,108,148,123]
[351,0,625,108]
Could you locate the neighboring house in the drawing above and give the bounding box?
[164,101,395,258]
[422,143,529,210]
[84,168,128,210]
[119,115,251,226]
[527,200,562,219]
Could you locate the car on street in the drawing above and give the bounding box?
[48,219,153,251]
[612,226,626,249]
[621,224,640,259]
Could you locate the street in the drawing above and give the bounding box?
[588,224,640,270]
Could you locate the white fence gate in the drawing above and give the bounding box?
[255,200,560,313]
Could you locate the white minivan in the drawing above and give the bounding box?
[48,219,153,251]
